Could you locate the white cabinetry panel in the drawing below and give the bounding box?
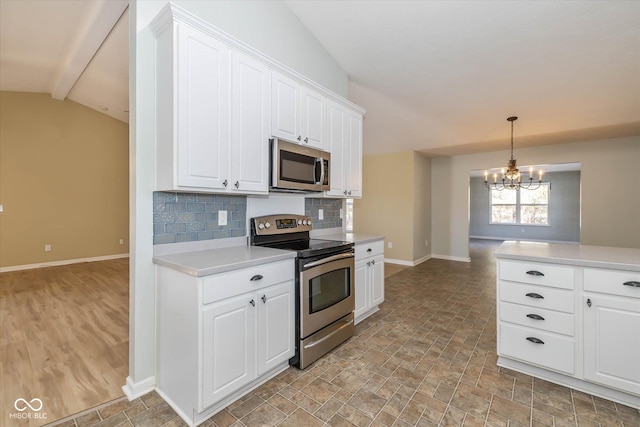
[258,282,295,374]
[354,240,384,323]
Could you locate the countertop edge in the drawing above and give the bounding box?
[494,252,640,272]
[153,250,296,277]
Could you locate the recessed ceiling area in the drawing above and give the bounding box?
[2,1,639,154]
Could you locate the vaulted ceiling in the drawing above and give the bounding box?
[1,1,638,156]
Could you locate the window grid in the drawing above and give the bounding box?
[490,183,550,225]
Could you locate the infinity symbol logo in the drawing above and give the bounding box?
[14,398,44,412]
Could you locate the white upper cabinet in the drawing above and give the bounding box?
[153,21,268,194]
[150,4,364,195]
[230,52,271,193]
[271,71,326,149]
[326,101,363,198]
[156,22,231,191]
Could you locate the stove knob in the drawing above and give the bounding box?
[297,219,303,225]
[258,223,265,230]
[307,219,312,226]
[265,222,271,229]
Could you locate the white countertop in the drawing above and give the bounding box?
[495,241,640,271]
[153,245,296,277]
[315,232,385,245]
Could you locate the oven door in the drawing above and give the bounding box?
[299,252,354,339]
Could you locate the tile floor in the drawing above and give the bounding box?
[49,240,640,427]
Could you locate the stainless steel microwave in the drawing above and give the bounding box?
[270,138,330,192]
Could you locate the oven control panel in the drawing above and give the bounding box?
[251,214,312,236]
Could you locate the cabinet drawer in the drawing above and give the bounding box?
[584,268,640,299]
[499,301,574,336]
[355,240,384,259]
[499,323,574,375]
[499,282,574,313]
[499,260,575,289]
[203,260,294,304]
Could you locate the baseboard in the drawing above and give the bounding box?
[431,254,471,263]
[384,255,432,267]
[122,375,156,400]
[0,253,129,273]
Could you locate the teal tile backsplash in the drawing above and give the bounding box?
[153,192,247,244]
[305,198,343,229]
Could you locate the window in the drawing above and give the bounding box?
[345,199,354,232]
[490,183,549,225]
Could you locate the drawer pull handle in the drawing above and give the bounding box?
[367,248,372,252]
[526,337,545,345]
[526,270,544,277]
[623,281,640,288]
[250,275,263,281]
[526,314,545,321]
[525,292,544,299]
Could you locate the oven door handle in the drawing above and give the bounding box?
[303,252,353,269]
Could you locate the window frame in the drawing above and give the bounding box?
[489,183,550,226]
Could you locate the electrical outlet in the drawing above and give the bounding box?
[318,209,324,220]
[218,210,227,226]
[44,244,52,252]
[0,204,3,212]
[119,239,124,245]
[388,242,393,249]
[425,240,429,247]
[339,208,343,219]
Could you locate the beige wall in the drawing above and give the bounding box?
[431,136,640,260]
[354,151,431,263]
[0,92,129,268]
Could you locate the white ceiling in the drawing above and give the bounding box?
[1,1,638,156]
[0,0,129,123]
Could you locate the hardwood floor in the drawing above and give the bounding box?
[0,258,129,427]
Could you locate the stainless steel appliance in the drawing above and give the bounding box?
[270,138,330,192]
[251,214,354,368]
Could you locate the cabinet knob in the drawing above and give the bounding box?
[261,295,266,303]
[587,298,592,308]
[348,190,352,195]
[344,190,348,195]
[371,259,376,265]
[304,137,309,143]
[250,299,255,307]
[223,179,228,187]
[234,181,239,188]
[297,135,301,141]
[367,261,371,267]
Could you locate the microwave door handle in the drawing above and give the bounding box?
[315,158,323,185]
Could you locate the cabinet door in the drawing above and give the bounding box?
[201,295,256,409]
[583,294,640,395]
[231,51,270,193]
[346,110,363,198]
[257,281,295,374]
[354,259,369,320]
[271,72,299,142]
[326,101,347,197]
[176,24,230,189]
[371,254,385,307]
[300,87,325,149]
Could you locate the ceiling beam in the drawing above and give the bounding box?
[51,0,128,100]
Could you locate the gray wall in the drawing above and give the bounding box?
[470,171,580,242]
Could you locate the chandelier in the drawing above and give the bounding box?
[485,116,543,191]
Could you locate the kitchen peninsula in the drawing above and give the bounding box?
[495,241,640,409]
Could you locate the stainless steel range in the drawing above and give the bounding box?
[251,214,355,369]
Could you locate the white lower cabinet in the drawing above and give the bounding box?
[354,240,384,323]
[496,259,640,409]
[157,259,295,426]
[583,268,640,396]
